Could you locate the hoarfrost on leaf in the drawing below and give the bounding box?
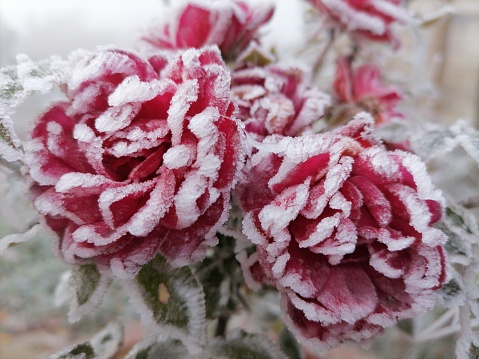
[46,320,123,359]
[119,254,206,355]
[66,264,113,323]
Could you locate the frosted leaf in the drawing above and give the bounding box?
[454,125,479,168]
[17,54,69,93]
[66,264,112,323]
[437,277,466,308]
[410,126,457,161]
[209,329,288,359]
[124,339,189,359]
[195,234,242,319]
[0,223,41,255]
[279,327,304,359]
[46,320,123,359]
[119,254,206,355]
[0,55,68,164]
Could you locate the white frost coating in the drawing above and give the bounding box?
[72,223,127,246]
[167,79,199,145]
[118,268,206,355]
[98,180,156,229]
[0,142,23,162]
[127,174,175,236]
[173,174,208,229]
[69,50,137,90]
[369,252,402,278]
[70,84,101,113]
[287,290,338,325]
[122,120,169,142]
[258,180,310,238]
[272,252,290,277]
[329,192,351,216]
[73,123,96,142]
[236,250,262,291]
[299,214,340,248]
[301,156,353,219]
[322,0,386,35]
[68,268,113,323]
[365,146,400,179]
[188,108,220,160]
[34,190,84,224]
[205,63,231,102]
[108,76,173,107]
[95,103,141,134]
[377,228,415,251]
[194,155,220,182]
[388,183,446,246]
[17,54,69,94]
[400,152,445,205]
[242,212,268,246]
[56,173,115,192]
[163,145,194,169]
[281,272,316,298]
[0,224,41,255]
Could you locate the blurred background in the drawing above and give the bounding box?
[0,0,478,358]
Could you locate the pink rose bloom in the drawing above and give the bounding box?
[26,47,244,277]
[310,0,409,45]
[332,56,404,126]
[231,63,330,140]
[237,114,447,349]
[142,0,274,60]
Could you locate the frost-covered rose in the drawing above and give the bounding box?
[231,63,330,140]
[331,56,403,126]
[310,0,409,45]
[236,114,447,349]
[26,47,244,277]
[141,0,274,60]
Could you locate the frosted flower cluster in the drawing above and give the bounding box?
[2,0,457,356]
[237,115,447,349]
[26,47,244,276]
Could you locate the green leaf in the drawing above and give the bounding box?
[121,254,206,353]
[195,234,242,320]
[46,321,123,359]
[279,327,304,359]
[211,330,288,359]
[123,339,189,359]
[67,264,112,322]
